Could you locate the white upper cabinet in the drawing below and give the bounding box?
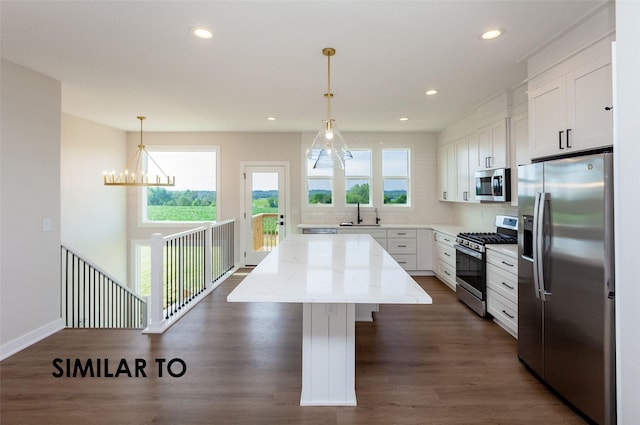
[438,143,456,201]
[528,53,613,160]
[477,118,508,170]
[455,134,479,202]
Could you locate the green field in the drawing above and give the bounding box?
[147,205,217,221]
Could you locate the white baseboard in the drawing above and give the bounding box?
[1,318,65,361]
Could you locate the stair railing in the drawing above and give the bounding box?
[61,245,147,329]
[144,219,235,334]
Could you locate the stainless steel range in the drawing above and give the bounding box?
[454,215,518,317]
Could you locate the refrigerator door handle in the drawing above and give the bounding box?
[536,192,551,301]
[532,192,543,300]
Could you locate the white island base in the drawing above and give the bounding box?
[301,303,356,406]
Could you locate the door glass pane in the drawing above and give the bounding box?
[252,172,279,252]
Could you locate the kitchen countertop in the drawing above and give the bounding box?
[297,223,468,238]
[486,244,518,258]
[227,234,432,304]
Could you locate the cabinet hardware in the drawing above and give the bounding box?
[443,191,447,200]
[398,245,407,248]
[398,261,407,264]
[566,128,572,148]
[398,232,406,235]
[559,130,564,149]
[444,270,451,276]
[444,238,451,243]
[463,191,468,201]
[444,252,451,257]
[501,260,514,267]
[501,281,515,290]
[502,310,515,319]
[604,106,613,111]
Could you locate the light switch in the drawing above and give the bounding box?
[42,218,52,232]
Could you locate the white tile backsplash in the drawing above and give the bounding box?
[453,202,518,231]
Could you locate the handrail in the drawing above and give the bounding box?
[61,245,147,329]
[144,219,236,334]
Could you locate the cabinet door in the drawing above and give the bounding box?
[510,112,529,206]
[438,143,455,201]
[467,134,479,202]
[416,229,433,271]
[566,55,613,151]
[488,119,508,169]
[528,76,567,159]
[455,138,470,201]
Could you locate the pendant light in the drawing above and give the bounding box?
[103,116,175,186]
[307,47,353,169]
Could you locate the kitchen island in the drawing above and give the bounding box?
[227,233,432,406]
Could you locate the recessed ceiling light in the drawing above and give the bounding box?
[425,89,438,96]
[266,116,277,121]
[399,117,409,121]
[192,27,213,39]
[481,29,502,40]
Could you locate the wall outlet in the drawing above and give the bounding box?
[42,218,52,232]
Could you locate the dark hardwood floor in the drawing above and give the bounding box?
[1,271,586,424]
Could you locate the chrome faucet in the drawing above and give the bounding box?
[357,202,363,224]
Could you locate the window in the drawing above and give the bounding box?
[382,149,410,205]
[345,149,371,205]
[143,147,218,222]
[307,155,333,205]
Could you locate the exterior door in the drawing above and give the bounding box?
[243,165,287,266]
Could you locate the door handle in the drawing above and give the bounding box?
[279,221,284,226]
[558,130,564,149]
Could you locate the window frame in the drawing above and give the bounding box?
[344,148,372,207]
[381,148,411,207]
[138,145,220,227]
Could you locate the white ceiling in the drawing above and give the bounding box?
[1,0,605,133]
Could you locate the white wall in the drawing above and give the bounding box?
[614,1,640,422]
[61,114,128,282]
[125,131,303,270]
[0,60,63,358]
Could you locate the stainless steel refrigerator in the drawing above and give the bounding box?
[518,151,615,425]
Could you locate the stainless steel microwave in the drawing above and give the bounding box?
[475,168,511,202]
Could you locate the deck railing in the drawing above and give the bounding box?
[252,213,278,251]
[61,245,147,329]
[144,219,235,334]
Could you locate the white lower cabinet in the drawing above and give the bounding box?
[486,248,518,338]
[433,231,456,291]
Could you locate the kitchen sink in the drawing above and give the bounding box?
[339,222,381,227]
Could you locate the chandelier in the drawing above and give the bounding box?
[103,116,175,187]
[307,47,353,169]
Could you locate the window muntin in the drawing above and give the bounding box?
[345,150,371,205]
[382,149,409,205]
[143,148,218,222]
[307,156,333,205]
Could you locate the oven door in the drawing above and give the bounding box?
[454,244,486,300]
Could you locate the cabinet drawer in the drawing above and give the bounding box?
[337,228,361,234]
[487,289,518,337]
[387,229,416,238]
[486,249,518,274]
[435,260,456,290]
[486,263,518,303]
[437,242,455,266]
[387,239,416,254]
[391,254,416,271]
[434,232,455,246]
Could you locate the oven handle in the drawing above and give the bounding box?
[454,244,483,260]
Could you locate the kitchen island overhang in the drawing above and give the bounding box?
[227,234,432,406]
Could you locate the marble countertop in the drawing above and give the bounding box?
[486,244,518,258]
[227,234,432,305]
[296,223,468,237]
